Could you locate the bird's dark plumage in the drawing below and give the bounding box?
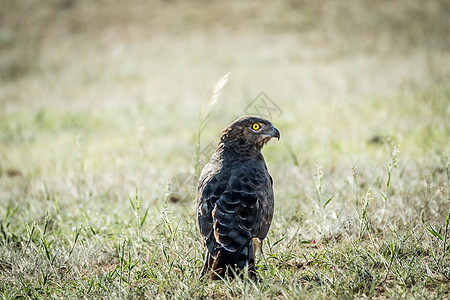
[196,116,279,280]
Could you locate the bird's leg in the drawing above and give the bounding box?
[200,252,212,279]
[252,238,261,259]
[248,241,258,281]
[253,237,267,267]
[257,238,270,271]
[253,237,270,278]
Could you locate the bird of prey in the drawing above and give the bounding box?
[196,116,280,280]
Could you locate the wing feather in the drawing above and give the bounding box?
[197,158,274,259]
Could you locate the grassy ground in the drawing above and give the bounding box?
[1,0,449,298]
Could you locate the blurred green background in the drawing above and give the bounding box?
[1,0,449,211]
[1,0,449,200]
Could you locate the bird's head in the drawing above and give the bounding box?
[220,116,280,150]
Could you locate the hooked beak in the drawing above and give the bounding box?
[270,126,280,140]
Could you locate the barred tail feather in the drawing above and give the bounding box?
[202,240,257,280]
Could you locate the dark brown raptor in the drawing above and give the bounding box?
[196,116,280,280]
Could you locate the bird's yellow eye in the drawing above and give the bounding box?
[252,123,260,130]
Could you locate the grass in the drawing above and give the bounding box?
[1,0,449,298]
